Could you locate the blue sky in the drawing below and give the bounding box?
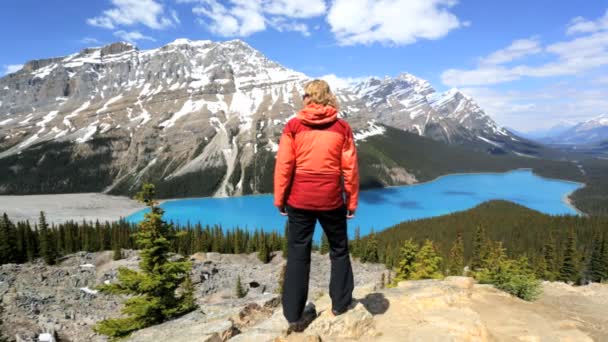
[1,0,608,131]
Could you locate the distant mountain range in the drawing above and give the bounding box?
[0,39,563,197]
[517,115,608,146]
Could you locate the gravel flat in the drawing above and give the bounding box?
[0,193,145,224]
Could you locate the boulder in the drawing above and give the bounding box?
[305,303,376,340]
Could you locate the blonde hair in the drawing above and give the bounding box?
[304,79,339,110]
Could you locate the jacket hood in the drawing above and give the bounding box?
[297,103,338,126]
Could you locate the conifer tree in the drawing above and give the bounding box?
[471,226,487,270]
[559,227,579,284]
[281,223,288,258]
[112,242,122,261]
[588,233,604,283]
[411,240,443,280]
[363,232,379,263]
[352,227,361,258]
[38,212,56,265]
[394,239,418,282]
[447,233,464,276]
[258,236,270,263]
[0,214,17,265]
[534,254,548,280]
[15,223,27,264]
[25,223,37,262]
[233,231,242,254]
[320,233,330,255]
[542,232,558,280]
[601,237,608,283]
[94,184,196,338]
[236,275,247,298]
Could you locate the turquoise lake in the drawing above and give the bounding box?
[126,169,583,240]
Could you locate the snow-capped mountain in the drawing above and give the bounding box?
[345,74,522,151]
[0,39,528,197]
[544,115,608,145]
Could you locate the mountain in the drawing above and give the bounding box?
[345,75,532,155]
[0,39,549,198]
[543,115,608,145]
[510,121,575,140]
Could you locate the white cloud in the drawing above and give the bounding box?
[3,64,23,75]
[594,75,608,85]
[193,0,266,36]
[479,37,541,66]
[442,30,608,87]
[326,0,464,46]
[87,0,177,30]
[264,0,326,18]
[80,37,102,45]
[319,74,368,90]
[188,0,324,37]
[461,84,608,131]
[567,10,608,35]
[114,30,156,43]
[268,17,310,36]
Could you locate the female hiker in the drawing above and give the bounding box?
[273,79,360,326]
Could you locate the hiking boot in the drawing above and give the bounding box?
[286,303,317,334]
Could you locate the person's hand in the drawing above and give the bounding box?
[346,210,355,219]
[277,205,288,216]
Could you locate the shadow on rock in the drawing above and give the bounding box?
[358,293,390,315]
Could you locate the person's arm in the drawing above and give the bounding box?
[274,125,296,215]
[341,125,359,217]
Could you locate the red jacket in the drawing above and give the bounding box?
[273,103,360,211]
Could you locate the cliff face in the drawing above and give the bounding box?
[2,251,607,342]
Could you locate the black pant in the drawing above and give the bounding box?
[282,205,354,323]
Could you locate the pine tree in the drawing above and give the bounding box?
[281,223,288,258]
[236,275,247,298]
[0,214,17,265]
[38,212,56,265]
[15,223,27,263]
[233,230,242,254]
[258,236,270,263]
[94,184,197,338]
[363,232,379,263]
[25,223,37,262]
[601,237,608,283]
[352,226,361,258]
[542,232,558,281]
[471,226,487,270]
[113,242,122,261]
[447,233,464,276]
[559,227,579,283]
[411,240,443,280]
[588,233,604,283]
[394,239,418,282]
[320,233,330,255]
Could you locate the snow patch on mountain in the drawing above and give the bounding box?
[354,121,386,141]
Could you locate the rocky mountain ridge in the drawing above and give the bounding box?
[0,39,533,198]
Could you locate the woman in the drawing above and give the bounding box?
[274,79,359,325]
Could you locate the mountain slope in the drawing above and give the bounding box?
[0,39,570,198]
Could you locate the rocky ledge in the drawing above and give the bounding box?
[1,251,607,341]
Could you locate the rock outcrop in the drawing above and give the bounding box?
[2,251,607,341]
